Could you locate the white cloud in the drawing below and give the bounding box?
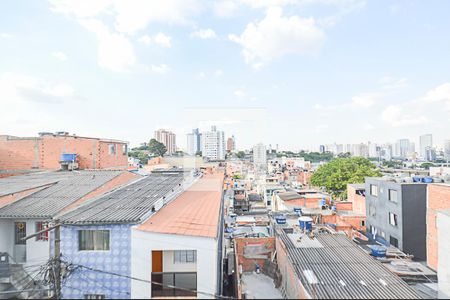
[52,51,68,61]
[215,69,224,76]
[423,82,450,111]
[138,35,152,45]
[234,89,246,98]
[151,64,170,74]
[379,76,408,90]
[213,0,239,18]
[0,33,14,38]
[48,0,113,18]
[79,19,136,72]
[229,7,325,68]
[153,32,172,48]
[190,28,217,39]
[381,105,428,127]
[351,92,379,108]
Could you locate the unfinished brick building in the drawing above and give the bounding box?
[0,132,128,176]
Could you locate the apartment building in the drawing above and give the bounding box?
[202,126,225,161]
[365,178,427,260]
[0,132,129,175]
[154,129,177,155]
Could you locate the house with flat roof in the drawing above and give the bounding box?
[131,172,224,299]
[275,226,420,299]
[0,170,138,270]
[57,171,186,299]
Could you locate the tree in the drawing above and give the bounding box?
[310,157,381,200]
[148,139,167,157]
[420,162,435,170]
[236,151,246,159]
[137,152,149,165]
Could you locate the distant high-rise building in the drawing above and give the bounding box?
[202,126,225,160]
[253,143,267,164]
[186,128,202,156]
[368,142,378,158]
[154,129,176,155]
[319,145,325,153]
[445,140,450,162]
[395,139,412,158]
[226,135,235,152]
[420,134,433,160]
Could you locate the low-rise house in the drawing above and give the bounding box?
[131,172,224,299]
[0,170,138,269]
[56,170,186,299]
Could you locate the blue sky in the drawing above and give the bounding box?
[1,0,450,150]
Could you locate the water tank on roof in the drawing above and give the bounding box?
[293,207,302,215]
[421,177,433,183]
[371,245,387,257]
[298,216,313,231]
[275,215,286,225]
[319,199,326,207]
[331,205,336,212]
[412,176,422,182]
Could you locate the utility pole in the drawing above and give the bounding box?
[22,220,62,299]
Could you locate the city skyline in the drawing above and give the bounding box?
[1,1,450,150]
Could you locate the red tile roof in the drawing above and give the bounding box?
[136,172,224,238]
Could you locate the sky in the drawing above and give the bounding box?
[1,0,450,151]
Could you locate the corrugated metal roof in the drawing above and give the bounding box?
[0,171,124,219]
[277,230,421,299]
[0,172,70,197]
[59,172,184,225]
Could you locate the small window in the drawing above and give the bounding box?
[14,222,26,245]
[84,295,105,300]
[390,236,399,248]
[122,144,128,155]
[388,189,398,203]
[370,184,378,196]
[78,230,110,251]
[389,212,398,226]
[108,144,116,155]
[35,222,49,241]
[174,250,196,264]
[361,220,365,227]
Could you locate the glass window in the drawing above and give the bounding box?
[174,250,196,264]
[14,222,26,245]
[84,294,105,300]
[388,189,398,203]
[389,212,398,226]
[370,184,378,196]
[122,144,128,155]
[390,236,399,248]
[108,144,116,155]
[35,222,49,241]
[78,230,110,251]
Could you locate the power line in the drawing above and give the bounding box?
[62,258,232,299]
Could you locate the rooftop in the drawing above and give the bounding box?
[347,183,365,190]
[0,171,69,197]
[241,273,282,299]
[60,171,184,225]
[0,170,125,219]
[277,230,420,299]
[136,172,224,238]
[277,191,302,201]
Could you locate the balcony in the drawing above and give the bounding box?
[151,272,197,298]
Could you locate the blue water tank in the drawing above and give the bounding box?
[60,153,77,161]
[293,207,302,214]
[331,205,336,212]
[298,216,313,231]
[275,215,286,224]
[421,177,433,183]
[371,245,387,257]
[319,199,326,207]
[412,176,421,183]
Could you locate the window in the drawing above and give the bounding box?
[35,222,48,241]
[174,250,196,264]
[388,189,398,203]
[122,144,128,155]
[84,295,105,300]
[390,236,399,248]
[370,184,378,196]
[108,144,116,155]
[361,220,365,227]
[389,212,398,226]
[14,222,26,245]
[78,230,110,251]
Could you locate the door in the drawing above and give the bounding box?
[152,251,163,272]
[14,222,26,263]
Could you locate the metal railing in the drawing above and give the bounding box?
[151,272,197,298]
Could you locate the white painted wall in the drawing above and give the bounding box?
[0,219,13,255]
[131,229,218,299]
[163,250,197,273]
[438,211,450,299]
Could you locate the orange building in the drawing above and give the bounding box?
[0,132,128,174]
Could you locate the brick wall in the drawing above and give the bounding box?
[0,135,128,171]
[235,237,275,273]
[347,184,366,215]
[336,201,353,211]
[427,184,450,271]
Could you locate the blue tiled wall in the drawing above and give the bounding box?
[59,224,132,299]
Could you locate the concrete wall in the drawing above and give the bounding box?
[162,250,197,273]
[437,211,450,299]
[131,229,218,299]
[427,184,450,271]
[59,224,132,299]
